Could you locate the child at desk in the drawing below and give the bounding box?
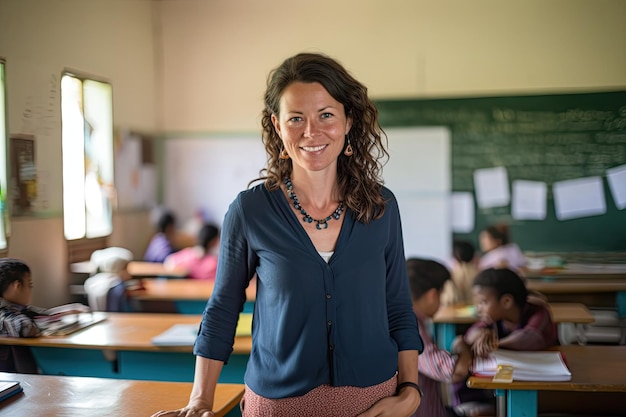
[454,267,559,416]
[407,258,473,417]
[441,240,479,306]
[478,224,527,275]
[144,209,178,263]
[0,258,89,373]
[164,223,220,280]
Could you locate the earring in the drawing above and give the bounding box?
[280,148,290,159]
[344,138,353,157]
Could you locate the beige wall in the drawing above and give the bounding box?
[156,0,626,133]
[0,0,158,306]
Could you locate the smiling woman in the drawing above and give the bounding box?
[152,52,424,417]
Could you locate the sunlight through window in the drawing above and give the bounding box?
[61,73,113,240]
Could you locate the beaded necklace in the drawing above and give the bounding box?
[284,177,344,230]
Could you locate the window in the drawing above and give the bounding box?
[0,60,8,250]
[61,72,114,240]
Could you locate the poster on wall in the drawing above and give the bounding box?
[9,134,37,216]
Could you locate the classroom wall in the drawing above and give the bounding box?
[1,0,625,304]
[0,0,158,306]
[155,0,626,256]
[156,0,626,133]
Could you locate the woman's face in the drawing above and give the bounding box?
[271,82,352,175]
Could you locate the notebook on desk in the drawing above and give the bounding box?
[151,313,252,346]
[35,312,107,336]
[473,349,572,382]
[0,380,23,402]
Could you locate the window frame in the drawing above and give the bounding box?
[0,58,9,255]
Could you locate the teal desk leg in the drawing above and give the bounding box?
[507,390,537,417]
[434,322,456,351]
[495,389,506,417]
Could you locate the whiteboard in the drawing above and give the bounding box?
[164,127,451,262]
[384,127,451,263]
[164,136,267,225]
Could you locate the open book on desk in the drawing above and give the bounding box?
[34,312,107,336]
[152,313,253,346]
[473,349,571,382]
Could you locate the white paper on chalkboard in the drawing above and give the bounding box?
[606,164,626,210]
[451,192,474,233]
[512,180,547,220]
[473,166,510,209]
[553,176,606,220]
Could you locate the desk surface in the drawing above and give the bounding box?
[71,260,188,278]
[433,303,595,325]
[526,265,626,280]
[467,344,626,392]
[0,313,252,354]
[527,279,626,293]
[0,371,243,417]
[136,277,257,302]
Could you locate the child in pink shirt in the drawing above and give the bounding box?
[164,223,219,280]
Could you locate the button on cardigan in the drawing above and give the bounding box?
[194,184,423,399]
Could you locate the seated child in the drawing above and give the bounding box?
[84,247,143,312]
[441,240,480,306]
[164,223,220,280]
[406,258,473,417]
[478,224,527,275]
[465,267,558,355]
[144,210,178,263]
[0,258,89,372]
[454,267,559,416]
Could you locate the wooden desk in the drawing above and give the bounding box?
[432,303,595,350]
[525,265,626,280]
[528,278,626,311]
[135,278,257,314]
[467,345,626,417]
[0,313,251,383]
[70,260,188,278]
[0,372,243,417]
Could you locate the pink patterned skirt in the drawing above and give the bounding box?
[240,374,397,417]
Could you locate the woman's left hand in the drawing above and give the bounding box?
[355,389,421,417]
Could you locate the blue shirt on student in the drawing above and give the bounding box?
[194,184,423,399]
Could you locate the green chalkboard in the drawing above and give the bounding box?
[376,91,626,252]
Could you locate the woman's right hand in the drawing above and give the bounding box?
[151,403,214,417]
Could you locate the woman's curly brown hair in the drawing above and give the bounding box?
[251,52,389,223]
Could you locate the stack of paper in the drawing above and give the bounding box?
[473,349,572,381]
